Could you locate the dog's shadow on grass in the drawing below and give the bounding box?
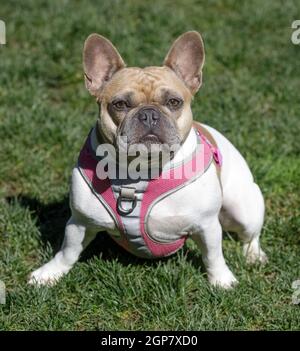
[7,195,205,272]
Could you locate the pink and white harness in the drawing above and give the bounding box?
[77,125,222,259]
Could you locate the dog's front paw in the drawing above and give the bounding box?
[28,261,70,286]
[207,266,238,289]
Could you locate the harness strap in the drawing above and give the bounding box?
[193,123,223,194]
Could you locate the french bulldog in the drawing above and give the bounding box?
[29,31,267,289]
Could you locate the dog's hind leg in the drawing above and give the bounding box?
[239,183,268,264]
[220,181,268,264]
[28,216,96,286]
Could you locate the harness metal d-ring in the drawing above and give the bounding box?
[117,192,137,216]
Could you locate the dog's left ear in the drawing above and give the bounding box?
[164,31,205,95]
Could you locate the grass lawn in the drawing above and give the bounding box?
[0,0,300,330]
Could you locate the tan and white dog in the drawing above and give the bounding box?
[29,31,267,289]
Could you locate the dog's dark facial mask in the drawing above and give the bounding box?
[116,103,180,150]
[108,79,185,154]
[83,31,205,159]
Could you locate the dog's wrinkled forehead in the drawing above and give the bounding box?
[101,66,191,104]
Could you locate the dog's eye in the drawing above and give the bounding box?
[113,100,129,110]
[167,98,182,109]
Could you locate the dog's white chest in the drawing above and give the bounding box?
[146,166,221,242]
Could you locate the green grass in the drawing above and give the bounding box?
[0,0,300,330]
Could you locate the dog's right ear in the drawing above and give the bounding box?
[83,34,125,97]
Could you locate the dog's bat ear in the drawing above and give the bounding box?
[83,34,125,97]
[164,31,205,95]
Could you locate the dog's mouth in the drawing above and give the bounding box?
[139,133,161,144]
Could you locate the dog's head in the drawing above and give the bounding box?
[83,31,205,151]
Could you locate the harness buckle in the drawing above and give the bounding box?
[117,187,137,216]
[211,147,222,167]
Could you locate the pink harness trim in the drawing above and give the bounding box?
[78,126,222,258]
[78,143,130,252]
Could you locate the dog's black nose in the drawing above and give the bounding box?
[138,107,160,128]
